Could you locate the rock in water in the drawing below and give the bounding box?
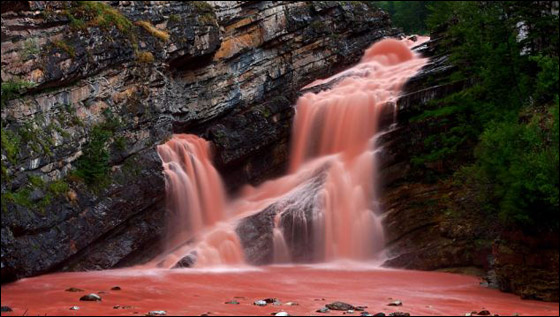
[326,301,355,311]
[388,300,402,306]
[1,306,13,312]
[147,311,167,316]
[80,293,102,301]
[388,313,410,317]
[69,306,80,310]
[65,287,84,292]
[111,286,122,291]
[478,311,491,316]
[316,307,330,313]
[373,313,386,316]
[254,300,267,306]
[275,312,290,316]
[225,300,240,305]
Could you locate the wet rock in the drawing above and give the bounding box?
[147,311,167,316]
[388,300,402,306]
[254,300,267,306]
[274,312,290,317]
[79,293,102,301]
[114,305,121,309]
[65,287,84,292]
[173,252,197,268]
[1,306,13,312]
[345,310,355,314]
[1,0,400,283]
[285,302,298,306]
[478,311,491,316]
[225,300,240,305]
[373,313,386,316]
[361,313,373,317]
[326,301,355,311]
[263,298,280,304]
[69,306,80,310]
[388,313,410,317]
[355,306,368,311]
[111,286,122,291]
[316,307,330,313]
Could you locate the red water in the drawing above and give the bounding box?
[155,37,429,266]
[4,36,555,316]
[1,265,558,316]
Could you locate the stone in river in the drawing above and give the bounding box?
[254,300,267,306]
[69,306,80,310]
[388,300,402,306]
[79,293,102,301]
[65,287,84,292]
[147,311,167,316]
[225,300,240,305]
[388,313,410,317]
[316,307,330,313]
[111,286,122,291]
[326,301,355,311]
[1,306,13,312]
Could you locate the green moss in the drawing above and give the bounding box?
[74,1,133,33]
[48,179,70,196]
[52,39,76,58]
[169,14,181,23]
[23,38,40,59]
[28,175,45,188]
[1,128,21,164]
[1,80,34,108]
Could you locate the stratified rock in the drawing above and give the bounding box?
[1,0,399,283]
[79,293,102,301]
[326,301,356,311]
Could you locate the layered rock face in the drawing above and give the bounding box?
[380,33,559,302]
[1,1,398,282]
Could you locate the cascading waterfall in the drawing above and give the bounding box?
[156,37,428,268]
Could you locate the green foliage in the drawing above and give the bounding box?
[1,80,34,108]
[52,39,76,57]
[72,1,133,33]
[2,175,70,213]
[467,104,559,228]
[373,1,432,34]
[417,1,560,229]
[1,128,21,164]
[74,125,112,187]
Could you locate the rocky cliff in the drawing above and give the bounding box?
[1,1,399,282]
[380,32,559,302]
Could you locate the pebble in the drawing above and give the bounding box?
[254,300,267,306]
[79,293,102,301]
[388,300,402,307]
[146,311,167,316]
[316,307,330,313]
[225,300,240,305]
[69,306,80,310]
[65,287,84,292]
[326,301,355,311]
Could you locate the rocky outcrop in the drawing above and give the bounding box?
[1,1,398,282]
[379,30,559,302]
